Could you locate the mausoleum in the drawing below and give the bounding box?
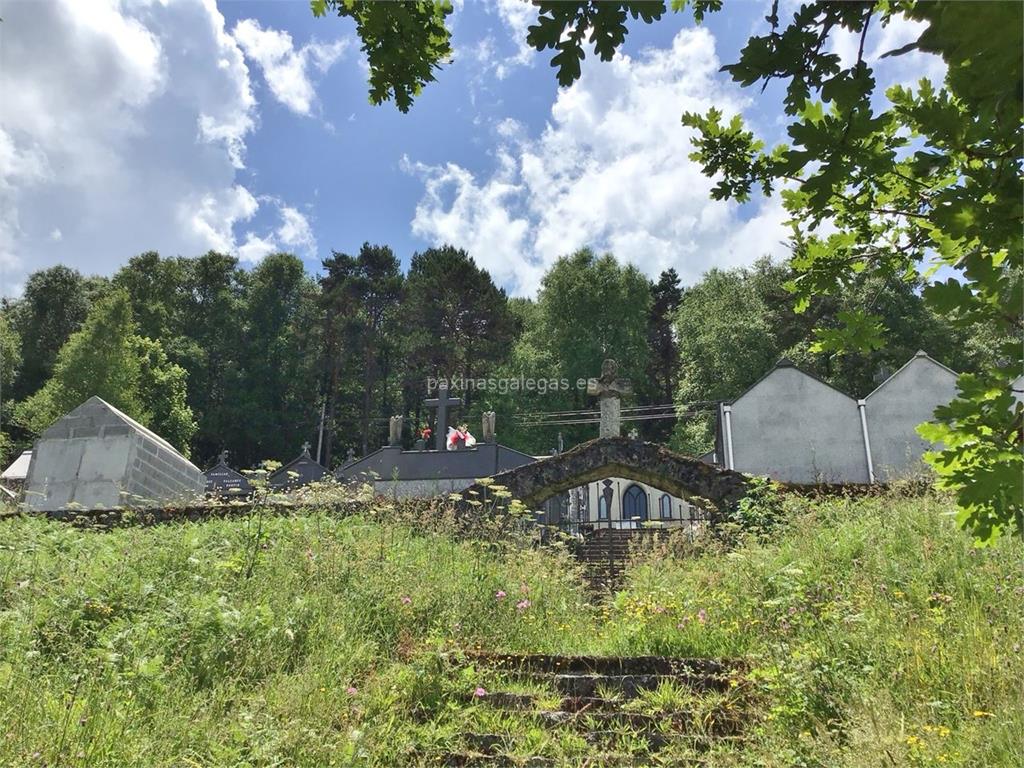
[23,396,205,511]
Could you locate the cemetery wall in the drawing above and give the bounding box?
[724,353,1022,484]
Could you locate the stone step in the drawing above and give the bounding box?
[541,673,731,698]
[537,710,744,738]
[432,754,553,767]
[464,652,742,678]
[580,729,671,751]
[473,691,538,710]
[432,753,702,767]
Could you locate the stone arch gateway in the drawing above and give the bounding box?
[462,437,752,519]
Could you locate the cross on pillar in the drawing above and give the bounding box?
[424,384,462,451]
[587,359,632,438]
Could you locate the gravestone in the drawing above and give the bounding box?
[424,385,462,451]
[587,359,632,438]
[268,442,327,489]
[23,396,204,511]
[204,451,252,496]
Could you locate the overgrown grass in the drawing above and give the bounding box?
[0,491,1020,766]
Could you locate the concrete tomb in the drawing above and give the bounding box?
[268,443,327,489]
[23,396,205,511]
[337,393,536,498]
[1,449,32,494]
[203,451,253,496]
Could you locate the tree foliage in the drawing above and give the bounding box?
[15,290,196,454]
[310,0,453,112]
[5,266,100,400]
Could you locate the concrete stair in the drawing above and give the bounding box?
[425,652,751,767]
[571,530,637,590]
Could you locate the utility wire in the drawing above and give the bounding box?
[517,410,716,428]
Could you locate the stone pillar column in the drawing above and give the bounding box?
[388,415,403,447]
[481,411,496,443]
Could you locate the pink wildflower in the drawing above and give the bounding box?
[400,595,412,605]
[473,686,487,698]
[516,599,530,611]
[346,686,358,696]
[697,609,707,624]
[495,590,507,600]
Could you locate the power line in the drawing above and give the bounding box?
[515,400,722,421]
[516,409,717,428]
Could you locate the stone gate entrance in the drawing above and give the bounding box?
[462,436,751,520]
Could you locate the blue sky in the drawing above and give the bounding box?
[0,0,940,297]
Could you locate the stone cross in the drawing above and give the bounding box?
[587,359,632,438]
[481,411,496,443]
[218,449,229,465]
[628,428,639,441]
[301,441,312,456]
[424,384,462,451]
[345,447,356,465]
[388,415,403,446]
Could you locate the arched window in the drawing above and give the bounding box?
[597,494,609,520]
[659,493,672,520]
[622,484,648,522]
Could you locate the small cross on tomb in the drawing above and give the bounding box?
[587,358,632,438]
[424,384,462,451]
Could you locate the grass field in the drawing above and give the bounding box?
[0,491,1021,766]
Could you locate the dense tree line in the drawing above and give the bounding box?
[0,247,1000,471]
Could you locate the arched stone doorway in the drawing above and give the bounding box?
[460,436,752,525]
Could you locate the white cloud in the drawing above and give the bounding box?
[236,233,279,264]
[232,18,347,116]
[831,14,946,89]
[406,28,792,296]
[277,206,316,252]
[232,203,318,264]
[490,0,536,78]
[0,0,313,296]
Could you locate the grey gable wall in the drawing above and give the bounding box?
[729,363,870,484]
[865,352,959,482]
[23,397,204,511]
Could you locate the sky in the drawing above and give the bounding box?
[0,0,942,299]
